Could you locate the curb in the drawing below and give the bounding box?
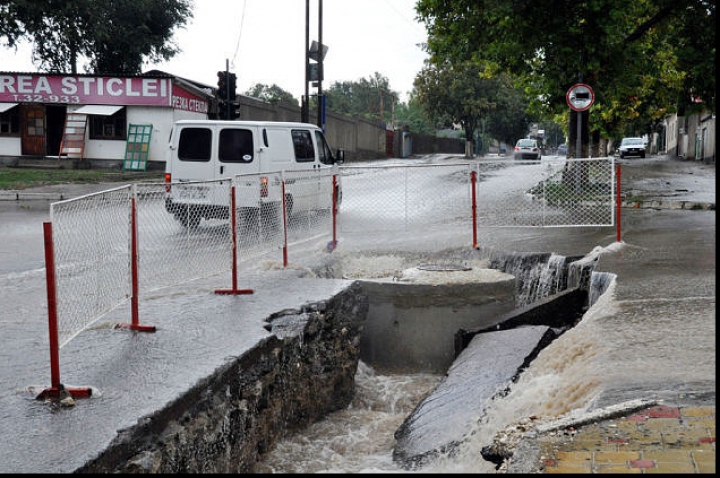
[622,200,715,210]
[0,191,68,201]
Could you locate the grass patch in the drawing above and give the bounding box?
[0,167,164,190]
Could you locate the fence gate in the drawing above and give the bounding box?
[475,158,615,227]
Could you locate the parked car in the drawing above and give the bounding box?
[514,138,542,160]
[557,143,567,156]
[617,137,646,158]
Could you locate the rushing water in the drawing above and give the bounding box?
[254,361,444,473]
[256,240,715,473]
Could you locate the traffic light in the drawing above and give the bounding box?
[229,101,240,120]
[217,71,228,98]
[228,73,237,100]
[227,73,239,120]
[217,71,228,119]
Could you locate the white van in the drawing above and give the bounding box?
[164,120,344,227]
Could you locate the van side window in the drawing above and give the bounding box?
[219,128,254,163]
[292,129,315,162]
[178,128,212,161]
[315,131,333,165]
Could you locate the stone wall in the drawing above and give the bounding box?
[75,281,368,473]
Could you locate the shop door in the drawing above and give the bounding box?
[20,104,46,156]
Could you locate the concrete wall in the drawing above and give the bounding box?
[357,267,517,374]
[236,96,388,162]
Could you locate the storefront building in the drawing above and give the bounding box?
[0,70,211,168]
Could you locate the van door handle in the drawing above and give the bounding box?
[220,165,224,175]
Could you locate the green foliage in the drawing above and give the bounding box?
[243,83,298,106]
[413,60,531,149]
[324,72,398,125]
[392,94,436,135]
[416,0,715,144]
[0,0,192,74]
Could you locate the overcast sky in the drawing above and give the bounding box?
[1,0,428,103]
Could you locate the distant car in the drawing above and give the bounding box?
[618,137,646,158]
[514,138,541,160]
[557,144,567,156]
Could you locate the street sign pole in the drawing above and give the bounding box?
[567,83,595,192]
[575,111,583,192]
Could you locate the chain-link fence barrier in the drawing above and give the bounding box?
[45,169,340,353]
[136,180,234,294]
[338,163,474,233]
[475,157,615,227]
[42,159,615,395]
[49,186,134,348]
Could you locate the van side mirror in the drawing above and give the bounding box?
[335,149,345,164]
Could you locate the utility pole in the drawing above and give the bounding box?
[316,0,323,129]
[303,0,309,123]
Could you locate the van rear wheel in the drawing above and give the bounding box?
[175,207,201,228]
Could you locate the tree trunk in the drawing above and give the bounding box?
[568,110,590,158]
[465,140,474,158]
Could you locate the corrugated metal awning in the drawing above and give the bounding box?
[73,105,124,115]
[0,103,18,113]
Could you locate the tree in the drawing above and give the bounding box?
[414,60,506,158]
[393,92,436,136]
[483,73,533,149]
[0,0,192,74]
[415,0,715,156]
[243,83,298,106]
[324,72,399,125]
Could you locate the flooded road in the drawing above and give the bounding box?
[0,155,714,473]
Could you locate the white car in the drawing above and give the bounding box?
[618,137,646,159]
[513,138,541,160]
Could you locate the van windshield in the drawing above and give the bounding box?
[315,131,334,165]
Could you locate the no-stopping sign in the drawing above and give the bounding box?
[566,83,595,111]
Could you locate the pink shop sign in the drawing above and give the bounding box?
[171,85,209,114]
[0,74,172,106]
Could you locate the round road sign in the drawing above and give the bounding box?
[566,83,595,111]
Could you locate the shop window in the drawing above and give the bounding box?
[89,108,127,140]
[0,106,20,135]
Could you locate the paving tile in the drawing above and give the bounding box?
[555,451,593,462]
[593,462,643,474]
[643,450,696,462]
[695,461,715,474]
[594,451,641,463]
[681,407,715,418]
[534,406,716,474]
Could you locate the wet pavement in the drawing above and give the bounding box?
[0,155,715,473]
[504,155,716,474]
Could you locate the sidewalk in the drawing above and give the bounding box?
[506,155,715,474]
[508,403,716,473]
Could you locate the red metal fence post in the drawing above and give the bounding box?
[328,174,339,252]
[471,169,479,249]
[215,183,253,295]
[36,222,91,400]
[115,192,156,332]
[616,164,622,243]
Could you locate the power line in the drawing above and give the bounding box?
[230,0,247,70]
